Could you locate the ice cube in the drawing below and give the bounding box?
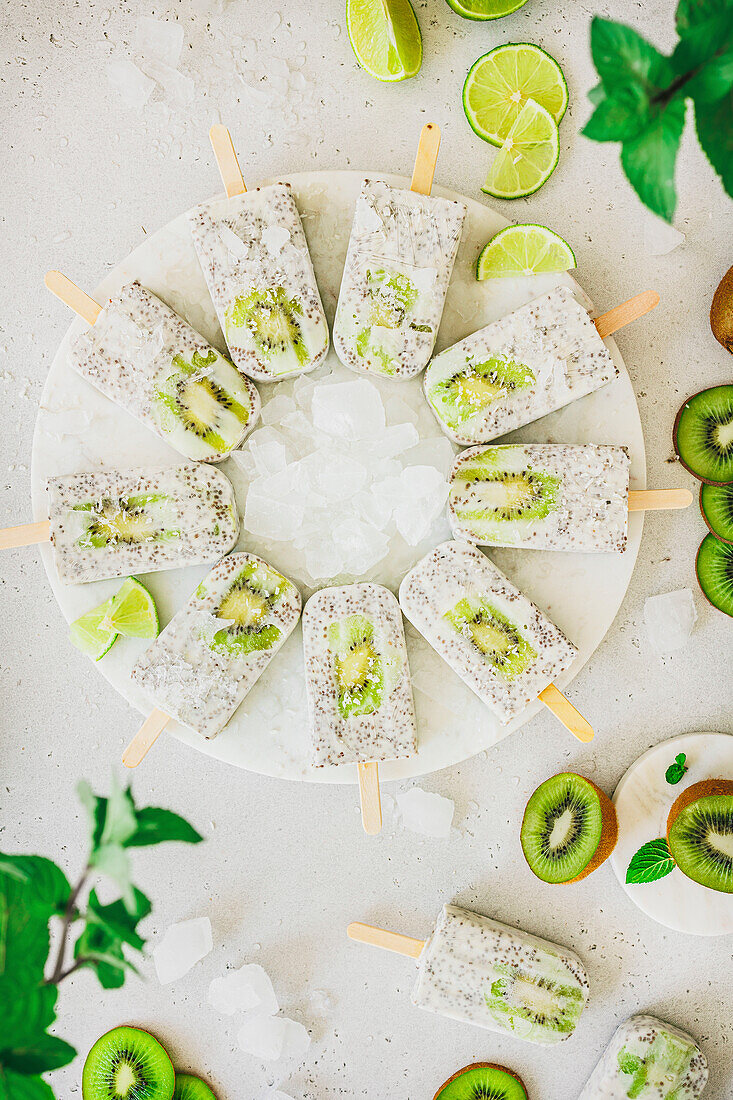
[261,394,297,426]
[262,224,291,255]
[384,394,419,426]
[311,380,385,440]
[644,588,697,653]
[248,427,292,476]
[305,540,348,582]
[643,211,685,256]
[208,963,279,1017]
[237,1016,310,1061]
[394,466,449,546]
[404,436,457,474]
[153,917,213,984]
[141,59,195,104]
[134,16,184,68]
[305,453,367,501]
[397,787,454,838]
[245,485,303,541]
[333,518,389,573]
[373,422,420,458]
[106,57,156,109]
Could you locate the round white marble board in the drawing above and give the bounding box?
[31,170,646,783]
[611,731,733,936]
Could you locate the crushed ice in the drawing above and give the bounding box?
[643,588,697,653]
[237,1016,311,1062]
[396,787,455,838]
[208,963,279,1016]
[153,917,213,984]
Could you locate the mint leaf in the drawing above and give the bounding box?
[590,16,672,89]
[74,887,150,989]
[694,89,733,195]
[665,752,688,784]
[584,84,653,142]
[0,1036,76,1077]
[626,838,677,884]
[0,1070,56,1100]
[676,0,733,35]
[126,807,203,848]
[620,96,687,221]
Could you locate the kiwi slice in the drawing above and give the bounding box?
[696,533,733,616]
[710,264,733,353]
[429,356,535,431]
[450,452,560,542]
[700,483,733,543]
[82,1025,174,1100]
[173,1074,216,1100]
[433,1063,528,1100]
[673,385,733,484]
[365,267,419,329]
[667,779,733,893]
[76,494,176,550]
[156,350,251,454]
[485,961,586,1040]
[328,614,384,719]
[444,597,537,681]
[211,559,288,655]
[227,286,308,367]
[521,773,618,884]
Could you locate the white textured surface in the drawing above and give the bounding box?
[1,2,732,1099]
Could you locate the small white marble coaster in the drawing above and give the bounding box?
[611,731,733,936]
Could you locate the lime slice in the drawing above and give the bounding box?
[70,599,118,661]
[346,0,422,83]
[477,224,576,279]
[464,44,568,146]
[482,98,559,200]
[103,578,160,638]
[445,0,530,19]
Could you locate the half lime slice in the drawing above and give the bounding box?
[482,98,559,200]
[477,224,575,279]
[103,578,160,638]
[464,44,568,146]
[445,0,530,18]
[346,0,422,82]
[69,599,118,661]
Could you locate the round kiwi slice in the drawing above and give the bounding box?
[433,1063,528,1100]
[696,533,733,616]
[173,1073,216,1100]
[667,779,733,893]
[673,385,733,484]
[82,1026,175,1100]
[710,264,733,353]
[521,773,618,884]
[700,483,733,543]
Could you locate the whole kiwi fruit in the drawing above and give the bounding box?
[711,265,733,353]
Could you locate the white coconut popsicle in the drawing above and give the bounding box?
[131,552,301,741]
[348,903,589,1045]
[48,275,260,462]
[399,540,590,739]
[46,463,239,584]
[578,1014,708,1099]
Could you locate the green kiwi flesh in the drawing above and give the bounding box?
[328,614,384,719]
[429,356,536,431]
[211,559,288,655]
[696,533,733,616]
[227,286,308,367]
[667,785,733,893]
[433,1062,528,1100]
[75,495,176,550]
[673,385,733,484]
[521,774,604,884]
[173,1074,217,1100]
[450,449,560,543]
[444,597,537,681]
[82,1025,174,1100]
[700,484,733,543]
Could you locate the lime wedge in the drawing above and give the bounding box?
[482,98,559,200]
[70,599,118,661]
[464,44,568,146]
[103,578,160,638]
[445,0,530,18]
[346,0,422,82]
[477,224,576,279]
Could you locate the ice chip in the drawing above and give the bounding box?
[397,787,455,837]
[643,211,685,256]
[374,422,420,458]
[245,487,304,541]
[237,1016,310,1061]
[208,963,279,1016]
[141,59,195,104]
[262,224,291,255]
[134,16,184,68]
[394,465,449,545]
[153,917,213,984]
[644,588,698,653]
[106,57,155,108]
[311,379,385,440]
[261,394,297,426]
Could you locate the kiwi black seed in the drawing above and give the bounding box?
[700,483,733,544]
[82,1025,174,1100]
[521,773,618,885]
[696,533,733,617]
[433,1062,529,1100]
[667,779,733,893]
[173,1073,217,1100]
[673,385,733,485]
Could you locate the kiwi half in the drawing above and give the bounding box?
[700,483,733,543]
[673,385,733,484]
[173,1073,216,1100]
[667,779,733,893]
[82,1026,174,1100]
[433,1063,528,1100]
[696,533,733,616]
[328,614,384,719]
[521,773,618,884]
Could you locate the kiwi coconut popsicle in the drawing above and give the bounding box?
[46,274,260,462]
[578,1014,708,1099]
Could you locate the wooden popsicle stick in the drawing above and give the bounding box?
[209,124,247,198]
[0,520,51,550]
[628,488,692,512]
[122,708,171,768]
[593,290,659,339]
[45,270,103,325]
[538,683,594,743]
[357,761,383,835]
[347,922,425,958]
[410,123,441,196]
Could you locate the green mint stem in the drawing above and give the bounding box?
[45,867,89,985]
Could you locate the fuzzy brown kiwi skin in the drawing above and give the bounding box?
[699,485,733,545]
[673,388,733,486]
[666,779,733,839]
[711,266,733,354]
[520,774,619,885]
[433,1063,528,1100]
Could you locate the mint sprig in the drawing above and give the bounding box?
[584,1,733,221]
[626,838,677,884]
[665,753,688,784]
